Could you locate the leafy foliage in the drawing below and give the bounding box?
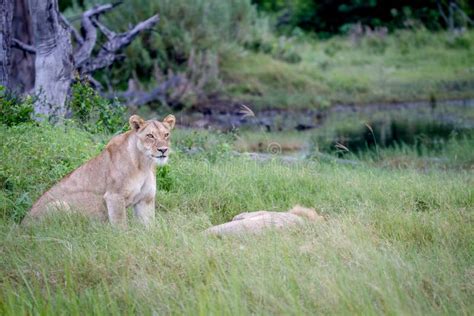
[69,81,126,134]
[66,0,260,89]
[222,29,474,109]
[61,1,474,110]
[253,0,474,35]
[0,86,34,126]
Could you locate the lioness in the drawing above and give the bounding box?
[23,114,175,226]
[204,205,324,236]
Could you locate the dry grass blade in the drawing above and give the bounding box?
[335,142,350,152]
[238,104,255,118]
[365,123,374,134]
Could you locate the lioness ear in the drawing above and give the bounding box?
[163,114,176,130]
[129,115,145,132]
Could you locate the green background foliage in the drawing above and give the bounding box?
[253,0,474,35]
[0,87,34,126]
[59,1,474,109]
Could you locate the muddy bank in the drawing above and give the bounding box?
[178,98,474,131]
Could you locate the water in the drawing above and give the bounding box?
[230,99,474,156]
[182,98,474,156]
[314,119,469,154]
[311,100,474,155]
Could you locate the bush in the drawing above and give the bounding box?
[243,24,302,64]
[69,81,127,134]
[0,86,34,126]
[446,35,472,49]
[364,36,388,54]
[69,0,259,87]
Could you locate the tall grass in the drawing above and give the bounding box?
[0,123,473,314]
[222,29,474,109]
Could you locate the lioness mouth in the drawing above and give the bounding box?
[152,155,167,159]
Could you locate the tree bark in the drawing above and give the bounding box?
[28,0,74,117]
[9,0,34,93]
[0,0,13,87]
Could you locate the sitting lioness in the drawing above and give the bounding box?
[23,114,175,226]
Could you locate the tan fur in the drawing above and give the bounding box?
[204,205,324,236]
[288,205,324,222]
[23,114,176,226]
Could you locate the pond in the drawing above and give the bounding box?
[312,100,474,155]
[229,99,474,156]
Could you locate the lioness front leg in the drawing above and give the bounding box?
[104,192,127,227]
[133,197,155,226]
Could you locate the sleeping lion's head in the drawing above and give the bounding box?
[129,114,176,166]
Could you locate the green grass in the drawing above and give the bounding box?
[1,123,473,314]
[221,30,474,109]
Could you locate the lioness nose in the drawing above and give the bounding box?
[158,147,168,154]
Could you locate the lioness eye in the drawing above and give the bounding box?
[147,134,154,139]
[164,133,169,138]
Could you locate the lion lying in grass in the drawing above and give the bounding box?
[23,114,175,226]
[204,205,324,236]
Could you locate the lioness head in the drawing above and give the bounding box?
[129,114,176,166]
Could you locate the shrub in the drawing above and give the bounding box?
[69,81,127,134]
[69,0,259,87]
[323,41,343,57]
[0,86,34,126]
[446,35,472,49]
[243,28,302,64]
[364,36,388,54]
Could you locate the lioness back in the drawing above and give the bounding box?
[27,147,111,220]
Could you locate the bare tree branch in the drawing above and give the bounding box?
[106,75,184,106]
[0,0,13,86]
[12,38,36,54]
[91,17,116,40]
[60,14,84,45]
[81,14,159,74]
[74,3,119,67]
[29,0,75,117]
[86,75,104,90]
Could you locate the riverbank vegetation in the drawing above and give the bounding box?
[222,29,474,109]
[60,0,474,110]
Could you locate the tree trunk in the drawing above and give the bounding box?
[0,0,13,87]
[28,0,73,117]
[9,0,34,93]
[4,1,160,116]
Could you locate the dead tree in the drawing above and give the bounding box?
[27,0,74,116]
[10,0,159,117]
